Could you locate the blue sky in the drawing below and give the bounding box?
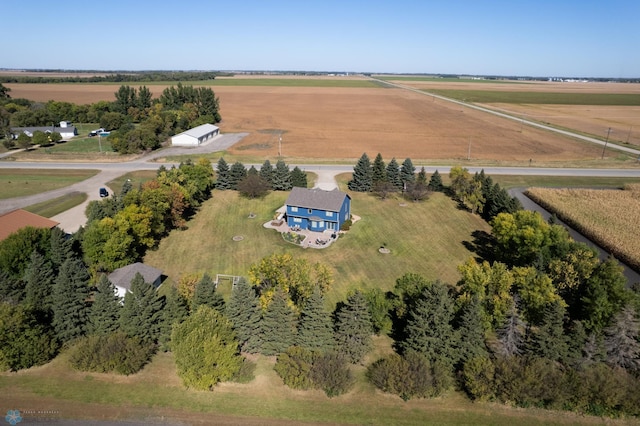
[3,0,639,77]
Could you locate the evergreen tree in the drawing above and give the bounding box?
[272,159,292,191]
[416,167,428,186]
[528,300,569,362]
[23,251,55,314]
[192,273,225,313]
[334,290,373,364]
[290,166,308,188]
[455,295,488,365]
[400,158,416,186]
[604,305,640,373]
[226,278,262,353]
[386,158,402,190]
[49,227,73,272]
[228,161,247,190]
[296,287,335,352]
[261,288,298,355]
[215,157,231,190]
[371,153,387,185]
[158,285,189,351]
[0,270,24,304]
[88,274,121,335]
[247,165,258,176]
[400,281,457,367]
[259,159,274,187]
[51,258,90,343]
[347,153,373,192]
[119,272,165,345]
[428,170,444,192]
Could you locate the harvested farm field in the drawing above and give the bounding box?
[525,184,640,272]
[5,80,612,163]
[386,78,640,147]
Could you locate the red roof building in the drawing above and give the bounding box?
[0,209,60,241]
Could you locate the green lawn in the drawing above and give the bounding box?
[424,89,640,106]
[0,169,99,199]
[144,189,490,306]
[23,191,87,218]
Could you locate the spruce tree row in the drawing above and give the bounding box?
[215,158,307,195]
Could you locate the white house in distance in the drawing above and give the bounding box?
[107,262,163,299]
[11,121,78,140]
[171,123,219,146]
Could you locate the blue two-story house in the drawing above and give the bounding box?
[285,187,351,232]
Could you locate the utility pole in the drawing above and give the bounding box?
[467,137,471,160]
[278,133,282,157]
[601,127,611,159]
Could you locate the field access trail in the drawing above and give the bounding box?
[372,77,640,158]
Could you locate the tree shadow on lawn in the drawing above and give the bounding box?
[462,230,497,264]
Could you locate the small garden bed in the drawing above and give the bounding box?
[282,231,306,245]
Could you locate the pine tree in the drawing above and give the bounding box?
[50,227,73,272]
[119,272,165,345]
[528,300,569,362]
[400,158,416,186]
[228,161,247,190]
[371,153,387,185]
[416,167,428,185]
[347,153,372,192]
[604,305,640,373]
[260,288,297,355]
[296,287,335,352]
[455,295,488,365]
[259,159,274,187]
[400,281,457,366]
[51,258,90,343]
[386,158,402,190]
[158,285,189,351]
[226,278,262,353]
[272,159,292,191]
[192,273,225,313]
[428,170,444,192]
[23,251,55,314]
[0,269,24,304]
[88,274,121,335]
[290,166,307,188]
[215,157,231,190]
[334,290,373,364]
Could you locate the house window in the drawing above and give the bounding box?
[293,218,302,223]
[291,206,298,212]
[308,208,313,214]
[311,221,317,228]
[326,211,333,217]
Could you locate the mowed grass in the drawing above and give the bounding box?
[0,169,98,199]
[23,191,87,218]
[144,190,489,306]
[1,340,630,426]
[526,185,640,272]
[425,89,640,106]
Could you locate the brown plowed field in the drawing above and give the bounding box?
[4,82,613,162]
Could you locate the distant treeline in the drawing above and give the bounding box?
[0,71,233,84]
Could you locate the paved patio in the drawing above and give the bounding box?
[263,219,338,249]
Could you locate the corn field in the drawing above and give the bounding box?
[526,185,640,272]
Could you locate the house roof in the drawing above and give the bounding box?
[286,187,350,212]
[0,209,59,241]
[179,123,219,139]
[107,262,163,291]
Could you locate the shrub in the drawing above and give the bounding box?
[310,352,354,397]
[340,219,352,231]
[461,356,495,401]
[230,357,256,384]
[68,332,155,375]
[274,346,317,390]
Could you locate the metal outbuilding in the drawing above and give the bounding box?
[171,123,220,146]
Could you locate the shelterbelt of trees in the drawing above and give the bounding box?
[1,165,639,415]
[0,70,226,84]
[0,81,220,153]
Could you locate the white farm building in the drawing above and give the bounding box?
[171,123,220,147]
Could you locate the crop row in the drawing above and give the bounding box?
[525,186,640,272]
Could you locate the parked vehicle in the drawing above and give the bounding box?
[99,188,109,197]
